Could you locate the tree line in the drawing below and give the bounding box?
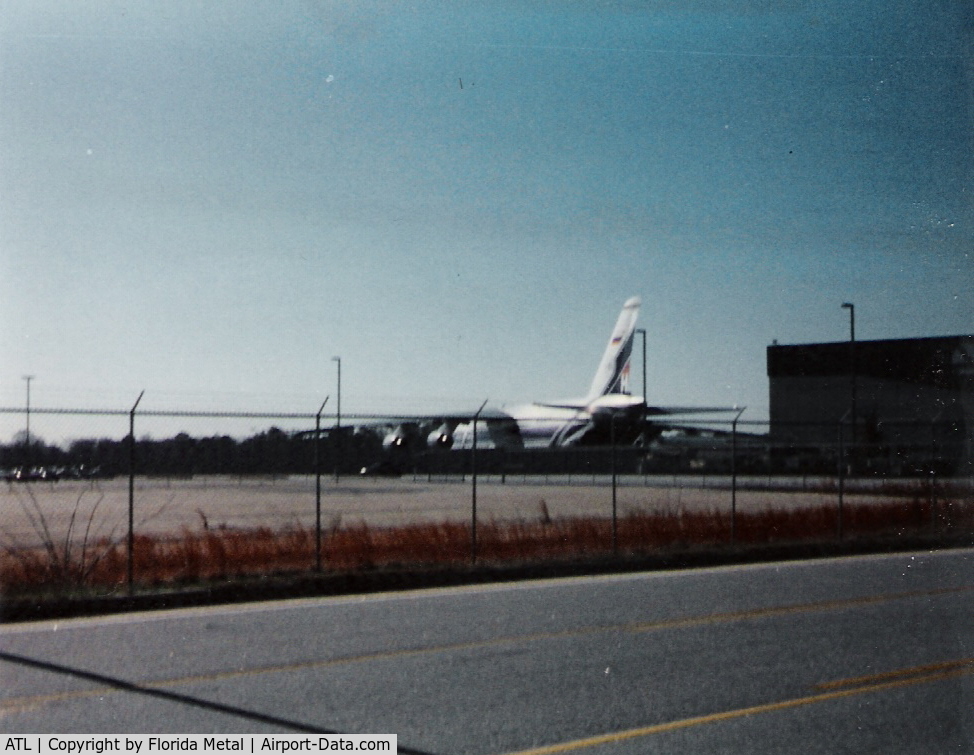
[0,427,382,478]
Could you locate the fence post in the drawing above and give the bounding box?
[928,413,943,531]
[315,397,329,571]
[837,418,845,540]
[730,407,746,545]
[471,400,488,565]
[611,415,618,555]
[127,391,144,595]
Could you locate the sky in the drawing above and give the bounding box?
[1,0,972,444]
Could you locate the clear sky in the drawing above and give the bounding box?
[1,0,971,444]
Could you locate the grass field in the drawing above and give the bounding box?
[2,475,971,594]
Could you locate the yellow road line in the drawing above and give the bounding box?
[626,585,972,634]
[500,661,974,755]
[813,657,974,691]
[2,585,971,715]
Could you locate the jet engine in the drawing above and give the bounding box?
[382,426,410,451]
[427,423,455,449]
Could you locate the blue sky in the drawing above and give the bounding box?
[1,1,971,443]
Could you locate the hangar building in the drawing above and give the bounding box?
[767,335,974,475]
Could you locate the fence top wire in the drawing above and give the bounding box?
[3,407,934,429]
[3,407,956,433]
[0,406,766,424]
[0,407,496,422]
[0,406,317,420]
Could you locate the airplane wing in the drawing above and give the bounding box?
[644,405,741,416]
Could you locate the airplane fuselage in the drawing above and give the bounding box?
[448,395,647,450]
[448,403,586,450]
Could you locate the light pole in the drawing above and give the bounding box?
[841,303,856,449]
[332,356,341,481]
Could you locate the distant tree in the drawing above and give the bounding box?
[1,432,67,469]
[196,435,240,474]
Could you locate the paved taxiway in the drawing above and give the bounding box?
[2,549,972,753]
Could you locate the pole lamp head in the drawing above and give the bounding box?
[841,302,855,340]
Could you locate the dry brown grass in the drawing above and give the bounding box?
[2,495,972,594]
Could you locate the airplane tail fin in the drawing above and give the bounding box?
[586,296,641,401]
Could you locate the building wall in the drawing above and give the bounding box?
[767,336,973,474]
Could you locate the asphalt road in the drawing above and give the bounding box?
[2,550,972,753]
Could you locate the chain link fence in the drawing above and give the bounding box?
[1,405,972,594]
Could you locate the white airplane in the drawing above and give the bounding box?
[376,296,731,453]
